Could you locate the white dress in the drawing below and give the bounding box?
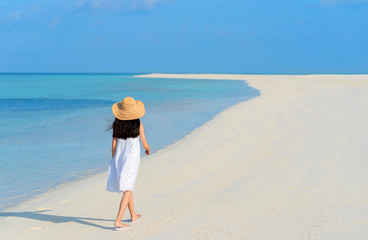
[106,136,140,193]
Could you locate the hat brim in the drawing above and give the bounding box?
[112,100,145,120]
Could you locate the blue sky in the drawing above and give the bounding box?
[0,0,367,73]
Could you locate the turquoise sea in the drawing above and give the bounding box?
[0,73,259,209]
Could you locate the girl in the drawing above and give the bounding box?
[106,96,150,230]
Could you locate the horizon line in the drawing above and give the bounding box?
[1,72,368,75]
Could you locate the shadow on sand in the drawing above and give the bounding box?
[0,210,131,230]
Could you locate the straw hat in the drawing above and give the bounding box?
[112,97,145,120]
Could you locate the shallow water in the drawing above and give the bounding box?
[0,73,259,209]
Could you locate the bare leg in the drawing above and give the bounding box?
[114,191,131,228]
[127,193,140,221]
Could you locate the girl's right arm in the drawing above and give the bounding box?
[112,137,117,158]
[139,122,150,155]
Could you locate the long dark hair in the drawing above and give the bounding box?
[109,118,140,139]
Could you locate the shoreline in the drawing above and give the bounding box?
[3,75,255,211]
[0,74,256,211]
[1,74,367,239]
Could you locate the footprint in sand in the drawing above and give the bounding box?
[25,226,44,232]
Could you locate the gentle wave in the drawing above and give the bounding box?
[0,98,115,111]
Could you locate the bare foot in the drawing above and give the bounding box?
[114,221,129,228]
[131,214,142,222]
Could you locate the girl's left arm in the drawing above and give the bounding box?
[112,137,117,158]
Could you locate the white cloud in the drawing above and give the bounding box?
[74,0,88,8]
[78,0,172,10]
[320,0,335,3]
[318,0,368,8]
[7,5,41,21]
[48,17,64,30]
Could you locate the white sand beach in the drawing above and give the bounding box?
[1,74,367,239]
